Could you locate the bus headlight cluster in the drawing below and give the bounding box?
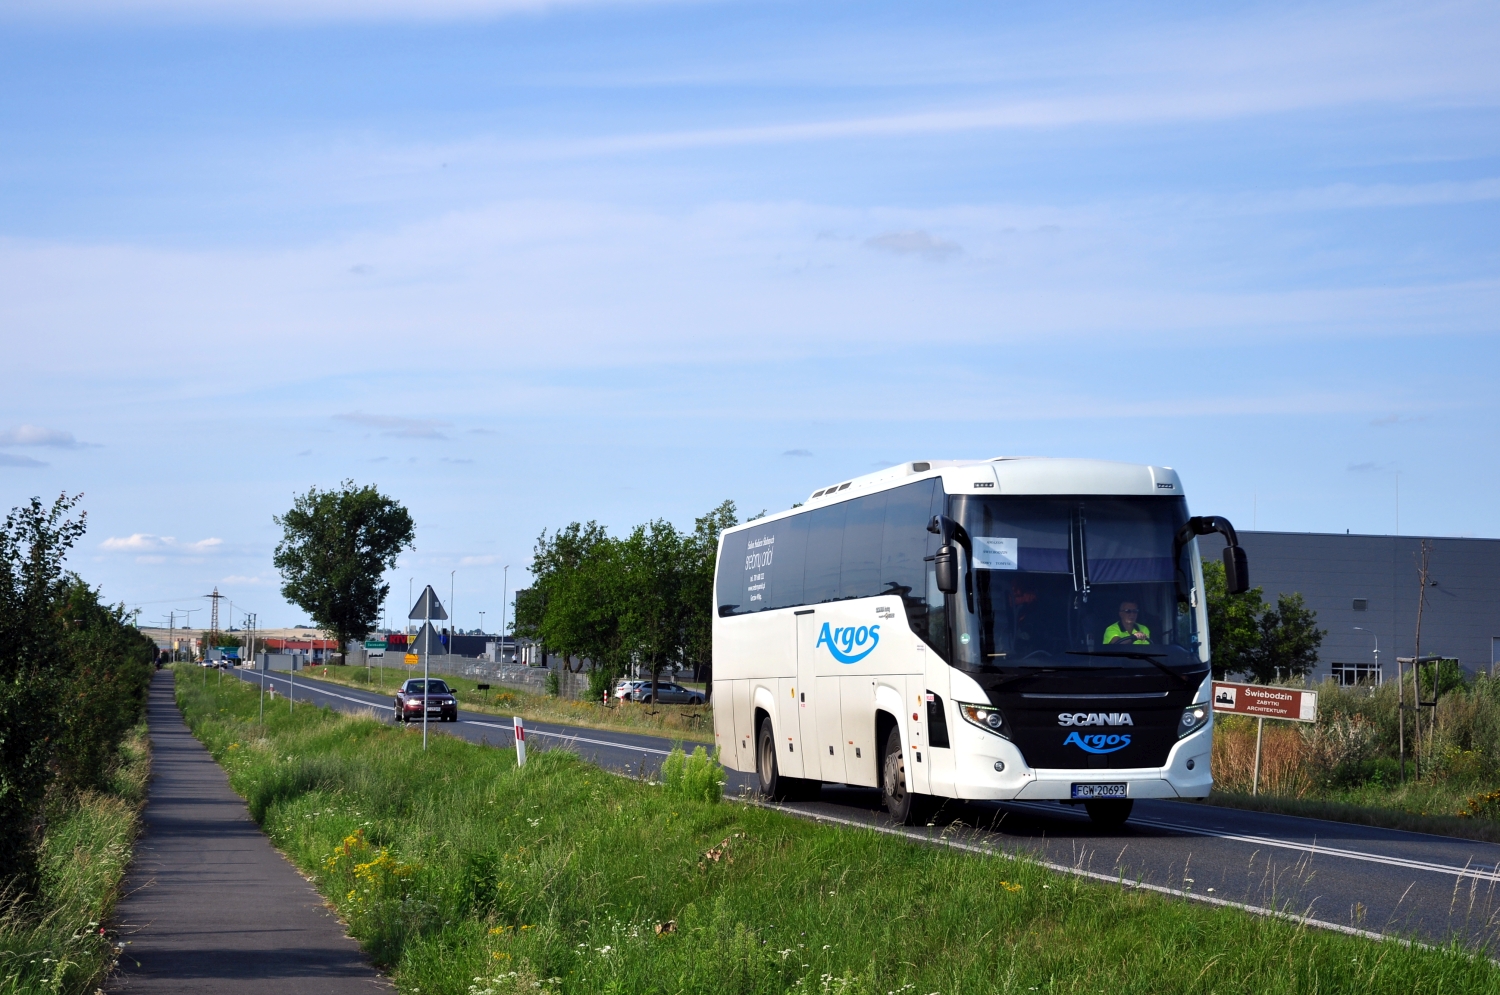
[1178,704,1208,738]
[959,703,1010,739]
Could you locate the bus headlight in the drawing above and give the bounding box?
[1178,704,1208,738]
[958,703,1010,739]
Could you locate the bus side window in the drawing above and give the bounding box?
[803,504,846,604]
[873,479,941,655]
[926,692,950,748]
[839,492,886,600]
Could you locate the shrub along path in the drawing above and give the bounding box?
[107,670,386,993]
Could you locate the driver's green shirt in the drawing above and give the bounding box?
[1103,622,1151,645]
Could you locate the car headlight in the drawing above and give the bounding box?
[1178,703,1209,738]
[958,702,1010,739]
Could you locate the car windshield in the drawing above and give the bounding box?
[407,680,449,693]
[950,495,1200,670]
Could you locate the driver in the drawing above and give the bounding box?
[1103,601,1151,645]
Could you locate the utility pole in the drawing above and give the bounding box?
[1413,540,1432,778]
[502,564,510,662]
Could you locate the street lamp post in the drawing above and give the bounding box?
[1354,627,1381,685]
[502,565,510,662]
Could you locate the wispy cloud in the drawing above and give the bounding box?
[0,453,47,468]
[1347,461,1389,473]
[782,449,814,457]
[100,533,224,555]
[441,456,475,464]
[865,230,961,261]
[0,424,87,448]
[333,412,450,439]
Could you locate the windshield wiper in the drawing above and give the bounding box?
[1066,650,1197,686]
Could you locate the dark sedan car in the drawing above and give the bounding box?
[630,681,705,705]
[393,678,459,723]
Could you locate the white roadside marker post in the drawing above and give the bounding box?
[513,716,526,767]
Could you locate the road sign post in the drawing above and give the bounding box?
[513,716,526,767]
[409,585,449,752]
[1212,681,1318,795]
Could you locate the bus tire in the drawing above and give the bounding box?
[756,720,816,802]
[881,727,935,826]
[1083,799,1133,830]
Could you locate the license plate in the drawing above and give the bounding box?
[426,709,441,714]
[1071,782,1127,799]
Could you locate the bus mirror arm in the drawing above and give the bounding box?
[929,516,973,598]
[1174,516,1250,595]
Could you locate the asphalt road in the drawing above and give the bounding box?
[230,667,1500,955]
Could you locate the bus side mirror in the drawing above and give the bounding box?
[935,544,959,594]
[1223,546,1249,595]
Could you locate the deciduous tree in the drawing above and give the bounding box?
[273,481,414,662]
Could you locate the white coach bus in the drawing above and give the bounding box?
[711,458,1250,828]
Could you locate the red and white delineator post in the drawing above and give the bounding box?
[513,716,526,766]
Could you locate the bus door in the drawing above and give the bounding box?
[795,610,845,782]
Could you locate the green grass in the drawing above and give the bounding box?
[179,671,1499,995]
[300,665,716,742]
[0,724,150,995]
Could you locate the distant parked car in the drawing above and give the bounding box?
[393,678,459,723]
[613,679,648,700]
[631,682,705,705]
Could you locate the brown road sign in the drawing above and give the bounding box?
[1212,681,1317,723]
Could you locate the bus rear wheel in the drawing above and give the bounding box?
[1083,799,1134,830]
[756,720,817,802]
[881,727,935,826]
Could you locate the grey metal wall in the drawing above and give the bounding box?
[1197,531,1500,682]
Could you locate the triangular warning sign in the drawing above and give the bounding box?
[408,585,448,621]
[410,621,448,657]
[408,585,447,624]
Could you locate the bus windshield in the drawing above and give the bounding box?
[950,495,1200,670]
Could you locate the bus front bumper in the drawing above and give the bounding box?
[947,723,1213,801]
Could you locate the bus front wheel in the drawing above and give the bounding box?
[757,721,816,802]
[881,728,935,826]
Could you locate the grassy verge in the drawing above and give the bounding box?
[1208,713,1500,842]
[181,674,1496,995]
[0,724,151,995]
[292,665,715,742]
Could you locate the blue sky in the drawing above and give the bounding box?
[2,0,1497,631]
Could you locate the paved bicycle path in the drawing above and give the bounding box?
[108,670,387,993]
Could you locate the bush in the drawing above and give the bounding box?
[585,666,614,701]
[543,670,560,698]
[660,746,724,804]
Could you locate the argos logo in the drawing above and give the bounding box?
[1063,732,1132,754]
[816,622,881,664]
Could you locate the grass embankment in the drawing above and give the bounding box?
[296,664,715,743]
[181,675,1496,995]
[0,724,150,995]
[1209,706,1500,843]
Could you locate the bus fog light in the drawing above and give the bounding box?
[993,761,1005,772]
[1178,704,1208,738]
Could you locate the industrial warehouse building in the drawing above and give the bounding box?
[1197,531,1500,685]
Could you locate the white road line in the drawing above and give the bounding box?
[461,719,672,756]
[239,671,671,757]
[1006,799,1500,885]
[1136,816,1500,884]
